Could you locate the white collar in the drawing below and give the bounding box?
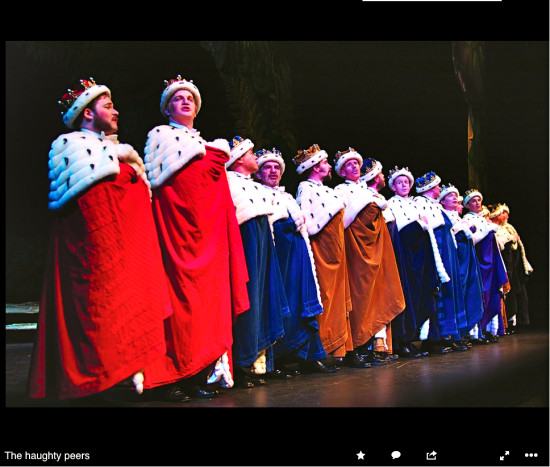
[80,128,106,138]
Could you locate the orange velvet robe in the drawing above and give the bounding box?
[308,211,353,357]
[345,203,405,352]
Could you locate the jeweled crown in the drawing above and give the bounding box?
[255,148,282,158]
[464,188,480,198]
[388,166,410,177]
[58,77,97,114]
[164,75,195,88]
[293,144,321,166]
[361,158,378,173]
[415,171,438,188]
[333,147,356,166]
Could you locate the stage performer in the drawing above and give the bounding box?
[226,137,288,388]
[142,76,250,400]
[489,203,533,332]
[27,78,171,402]
[334,150,404,366]
[462,189,509,342]
[255,148,332,375]
[438,183,484,345]
[294,145,356,370]
[360,157,401,361]
[383,167,449,357]
[414,172,469,353]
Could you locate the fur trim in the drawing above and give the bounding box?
[48,131,120,210]
[385,195,422,231]
[296,180,346,236]
[143,125,207,189]
[414,196,446,229]
[227,138,254,168]
[256,149,286,175]
[160,78,201,116]
[226,171,274,225]
[426,226,451,284]
[335,181,379,229]
[294,150,328,175]
[63,84,111,129]
[388,167,414,189]
[463,212,497,245]
[334,149,362,177]
[463,189,483,206]
[415,173,441,194]
[206,138,231,156]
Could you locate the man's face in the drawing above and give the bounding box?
[240,149,259,174]
[341,159,361,182]
[167,89,197,124]
[392,175,411,197]
[90,94,118,134]
[427,184,441,200]
[375,172,386,190]
[440,191,458,210]
[317,158,332,181]
[258,161,282,188]
[466,195,482,213]
[501,210,509,223]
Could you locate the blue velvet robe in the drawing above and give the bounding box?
[232,215,288,371]
[475,231,509,334]
[431,214,467,338]
[389,220,440,342]
[271,217,326,361]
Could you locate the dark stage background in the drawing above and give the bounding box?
[5,40,548,328]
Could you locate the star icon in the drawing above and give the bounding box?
[357,451,365,460]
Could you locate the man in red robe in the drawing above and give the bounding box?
[141,76,250,399]
[27,78,171,402]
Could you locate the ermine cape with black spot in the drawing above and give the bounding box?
[143,123,231,189]
[296,179,346,236]
[48,130,121,210]
[334,180,386,229]
[226,171,274,225]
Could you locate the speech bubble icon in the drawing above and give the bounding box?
[391,451,401,460]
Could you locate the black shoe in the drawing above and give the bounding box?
[277,363,301,377]
[264,369,293,380]
[396,344,421,358]
[152,384,191,402]
[450,341,469,352]
[471,337,490,345]
[233,368,256,388]
[408,342,428,357]
[358,350,389,365]
[342,350,372,368]
[299,359,340,374]
[483,332,499,343]
[190,386,218,399]
[421,340,452,354]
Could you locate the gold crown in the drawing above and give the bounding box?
[464,188,480,198]
[58,77,97,114]
[164,75,196,88]
[293,144,321,166]
[256,148,282,158]
[333,147,356,165]
[361,158,378,173]
[388,166,410,177]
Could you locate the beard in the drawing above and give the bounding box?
[323,171,332,182]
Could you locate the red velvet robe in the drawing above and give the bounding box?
[27,164,171,399]
[143,145,250,388]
